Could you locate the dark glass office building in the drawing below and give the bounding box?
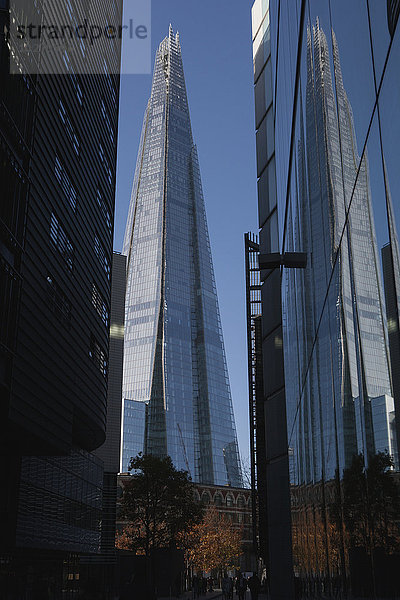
[251,0,400,597]
[122,27,242,487]
[94,252,126,561]
[0,0,122,595]
[382,193,400,464]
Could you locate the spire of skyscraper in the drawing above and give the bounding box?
[121,28,242,487]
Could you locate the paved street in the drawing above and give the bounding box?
[159,591,268,600]
[159,591,222,600]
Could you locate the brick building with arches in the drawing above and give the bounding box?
[193,484,255,572]
[117,475,255,572]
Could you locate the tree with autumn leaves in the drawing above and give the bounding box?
[178,505,243,574]
[291,452,400,579]
[116,454,203,556]
[116,454,244,576]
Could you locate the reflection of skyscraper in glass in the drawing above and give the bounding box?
[285,20,397,483]
[382,173,400,465]
[121,27,242,486]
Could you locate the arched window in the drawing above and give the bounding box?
[214,493,223,507]
[237,495,245,508]
[201,492,210,505]
[193,489,200,502]
[226,494,234,507]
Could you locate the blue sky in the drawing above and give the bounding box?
[114,0,257,461]
[113,0,400,465]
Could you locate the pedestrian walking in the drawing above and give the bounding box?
[235,574,240,597]
[228,577,234,600]
[247,573,261,600]
[192,574,199,599]
[237,574,247,600]
[202,576,207,595]
[222,573,231,600]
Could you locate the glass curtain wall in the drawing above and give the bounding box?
[252,0,400,596]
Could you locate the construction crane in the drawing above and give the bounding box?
[177,422,191,478]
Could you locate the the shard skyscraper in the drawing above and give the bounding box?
[121,27,242,487]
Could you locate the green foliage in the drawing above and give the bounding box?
[118,454,203,556]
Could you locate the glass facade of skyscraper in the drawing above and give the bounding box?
[122,27,242,487]
[1,0,122,594]
[252,0,400,597]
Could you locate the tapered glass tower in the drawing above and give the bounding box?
[121,27,242,486]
